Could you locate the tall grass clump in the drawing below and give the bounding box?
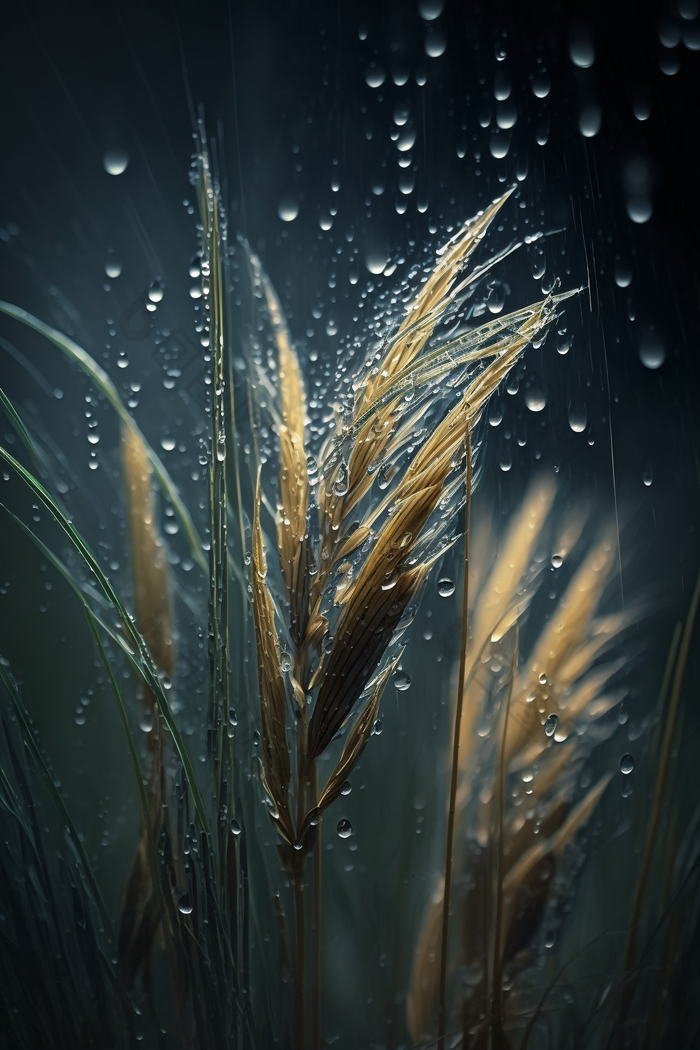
[0,119,698,1050]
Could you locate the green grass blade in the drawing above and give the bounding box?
[0,658,113,936]
[0,442,209,830]
[0,304,207,574]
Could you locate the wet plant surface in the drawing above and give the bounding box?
[1,2,700,1048]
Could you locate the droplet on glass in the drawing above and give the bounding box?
[643,465,653,487]
[104,148,129,175]
[105,261,122,278]
[568,25,595,67]
[544,713,559,737]
[365,65,386,88]
[551,553,563,569]
[394,672,412,691]
[438,578,455,597]
[278,198,300,222]
[579,104,602,138]
[614,263,632,288]
[620,753,635,774]
[639,334,666,370]
[397,127,417,151]
[365,247,389,274]
[148,278,164,303]
[337,818,353,839]
[568,404,587,432]
[425,32,446,57]
[525,388,547,412]
[419,0,443,18]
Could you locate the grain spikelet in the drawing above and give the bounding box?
[251,471,294,843]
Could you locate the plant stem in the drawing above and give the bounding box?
[312,761,322,1050]
[437,430,472,1050]
[625,571,700,970]
[491,630,517,1049]
[295,860,306,1050]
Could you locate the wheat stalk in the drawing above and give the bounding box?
[407,483,624,1045]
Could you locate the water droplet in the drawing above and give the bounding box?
[394,672,412,691]
[334,464,350,496]
[525,388,547,412]
[280,651,292,672]
[365,247,388,274]
[337,818,353,839]
[620,753,635,775]
[614,263,632,288]
[161,436,176,451]
[538,673,548,685]
[551,554,563,569]
[419,0,443,18]
[397,127,417,151]
[278,198,300,222]
[104,148,129,175]
[340,781,352,796]
[230,819,242,836]
[579,104,602,138]
[569,26,596,68]
[643,465,653,487]
[489,133,511,159]
[438,578,455,597]
[105,261,122,278]
[177,894,193,915]
[425,32,446,57]
[306,454,318,476]
[568,405,587,432]
[627,197,653,224]
[544,713,559,737]
[531,73,551,98]
[189,283,202,299]
[148,278,164,303]
[639,335,665,370]
[365,65,386,88]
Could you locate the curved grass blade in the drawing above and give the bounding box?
[0,302,207,574]
[0,443,208,829]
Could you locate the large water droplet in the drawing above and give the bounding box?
[569,26,596,68]
[394,672,412,691]
[105,261,122,278]
[438,578,455,597]
[397,127,417,151]
[525,388,547,412]
[639,335,665,370]
[568,404,587,432]
[365,65,386,88]
[620,753,635,774]
[104,148,129,175]
[337,818,353,839]
[365,247,389,274]
[544,713,559,737]
[278,198,300,222]
[419,0,443,18]
[425,32,446,57]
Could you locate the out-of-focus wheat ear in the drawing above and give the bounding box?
[251,471,294,845]
[505,535,616,763]
[361,188,515,407]
[121,424,174,684]
[406,877,445,1043]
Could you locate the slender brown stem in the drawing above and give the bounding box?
[491,630,518,1047]
[624,566,700,979]
[294,863,306,1050]
[437,431,472,1050]
[311,761,322,1050]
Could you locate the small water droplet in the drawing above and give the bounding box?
[643,465,653,487]
[337,818,353,839]
[394,672,411,691]
[568,405,587,432]
[544,713,559,737]
[620,753,635,775]
[340,781,352,796]
[438,578,455,597]
[538,672,548,685]
[280,651,292,672]
[365,65,386,88]
[105,261,122,278]
[569,26,595,68]
[551,553,563,569]
[230,819,242,836]
[104,148,129,175]
[161,436,176,451]
[178,894,193,915]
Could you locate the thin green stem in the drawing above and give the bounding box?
[437,430,472,1050]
